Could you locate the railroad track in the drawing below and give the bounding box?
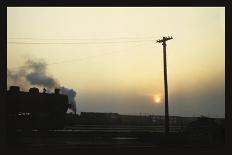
[63,124,184,132]
[9,124,188,149]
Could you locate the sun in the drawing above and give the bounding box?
[153,95,161,104]
[155,97,161,103]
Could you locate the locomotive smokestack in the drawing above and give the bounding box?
[29,87,39,93]
[9,86,20,92]
[55,88,60,94]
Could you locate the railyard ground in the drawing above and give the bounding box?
[6,124,225,154]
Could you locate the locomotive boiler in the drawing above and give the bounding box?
[7,86,69,130]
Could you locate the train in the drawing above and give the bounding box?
[65,112,200,127]
[7,86,69,131]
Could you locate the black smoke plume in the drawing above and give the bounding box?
[7,59,77,113]
[25,60,59,88]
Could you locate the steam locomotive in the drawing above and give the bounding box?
[7,86,69,131]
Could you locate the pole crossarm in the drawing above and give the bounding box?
[156,36,173,43]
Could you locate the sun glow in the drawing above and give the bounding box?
[155,97,161,103]
[153,95,162,104]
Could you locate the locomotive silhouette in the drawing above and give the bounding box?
[7,86,69,131]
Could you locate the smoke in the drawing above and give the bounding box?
[60,87,77,113]
[7,67,30,91]
[7,59,77,113]
[25,60,59,88]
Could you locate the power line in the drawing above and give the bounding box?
[8,42,149,69]
[49,42,149,65]
[8,36,158,41]
[8,39,154,45]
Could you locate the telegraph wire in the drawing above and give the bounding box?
[8,39,154,45]
[48,42,149,65]
[8,42,150,69]
[8,36,157,41]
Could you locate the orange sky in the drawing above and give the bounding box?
[7,7,225,117]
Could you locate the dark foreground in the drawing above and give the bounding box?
[6,124,225,154]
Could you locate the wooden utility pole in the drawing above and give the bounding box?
[156,36,173,135]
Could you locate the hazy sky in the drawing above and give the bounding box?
[7,7,225,117]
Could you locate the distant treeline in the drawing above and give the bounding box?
[64,112,225,126]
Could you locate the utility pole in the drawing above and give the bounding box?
[156,36,173,135]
